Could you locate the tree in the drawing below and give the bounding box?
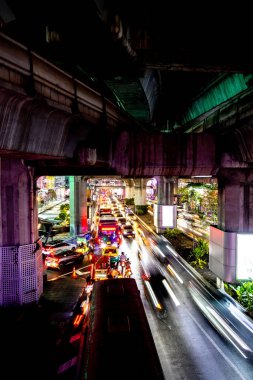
[55,203,70,225]
[47,189,57,201]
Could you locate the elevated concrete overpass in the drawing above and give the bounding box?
[0,32,219,177]
[2,33,253,178]
[2,33,253,305]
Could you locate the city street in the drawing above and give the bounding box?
[40,202,253,380]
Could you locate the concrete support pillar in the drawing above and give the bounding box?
[134,178,148,206]
[210,169,253,283]
[217,169,253,232]
[69,176,88,236]
[125,179,135,199]
[0,158,43,306]
[156,176,176,205]
[173,177,179,204]
[156,176,168,205]
[122,180,126,199]
[154,176,177,233]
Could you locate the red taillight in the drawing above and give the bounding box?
[101,227,115,232]
[45,255,59,263]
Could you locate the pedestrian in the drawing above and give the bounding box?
[119,251,127,263]
[119,251,127,277]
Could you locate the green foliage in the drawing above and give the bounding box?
[178,187,189,204]
[235,281,253,314]
[177,182,218,221]
[60,203,69,211]
[57,203,70,225]
[125,198,135,206]
[195,238,209,253]
[58,211,67,221]
[224,282,238,298]
[190,238,208,269]
[136,205,148,215]
[185,182,218,190]
[163,228,182,239]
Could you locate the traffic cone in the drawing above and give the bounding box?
[72,266,78,279]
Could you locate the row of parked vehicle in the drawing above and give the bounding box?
[42,232,93,270]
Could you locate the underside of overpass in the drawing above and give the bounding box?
[1,0,253,132]
[1,1,253,177]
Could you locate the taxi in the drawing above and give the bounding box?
[75,243,90,255]
[101,245,119,267]
[101,245,119,258]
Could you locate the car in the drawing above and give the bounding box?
[99,212,114,218]
[42,240,76,257]
[45,248,84,270]
[126,210,137,222]
[101,245,119,258]
[121,224,135,238]
[115,212,123,219]
[117,217,127,227]
[99,207,112,214]
[100,245,120,266]
[99,215,117,223]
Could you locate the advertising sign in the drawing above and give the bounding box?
[237,234,253,280]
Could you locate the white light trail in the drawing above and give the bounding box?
[162,279,180,306]
[167,264,184,284]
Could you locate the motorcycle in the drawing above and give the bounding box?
[125,266,132,278]
[118,254,132,278]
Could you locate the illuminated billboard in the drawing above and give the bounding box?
[236,234,253,280]
[154,204,176,228]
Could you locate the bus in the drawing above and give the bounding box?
[79,278,165,380]
[96,215,120,236]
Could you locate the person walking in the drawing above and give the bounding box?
[119,251,127,277]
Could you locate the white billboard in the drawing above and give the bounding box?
[153,204,176,228]
[237,234,253,280]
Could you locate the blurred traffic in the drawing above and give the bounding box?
[41,191,253,368]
